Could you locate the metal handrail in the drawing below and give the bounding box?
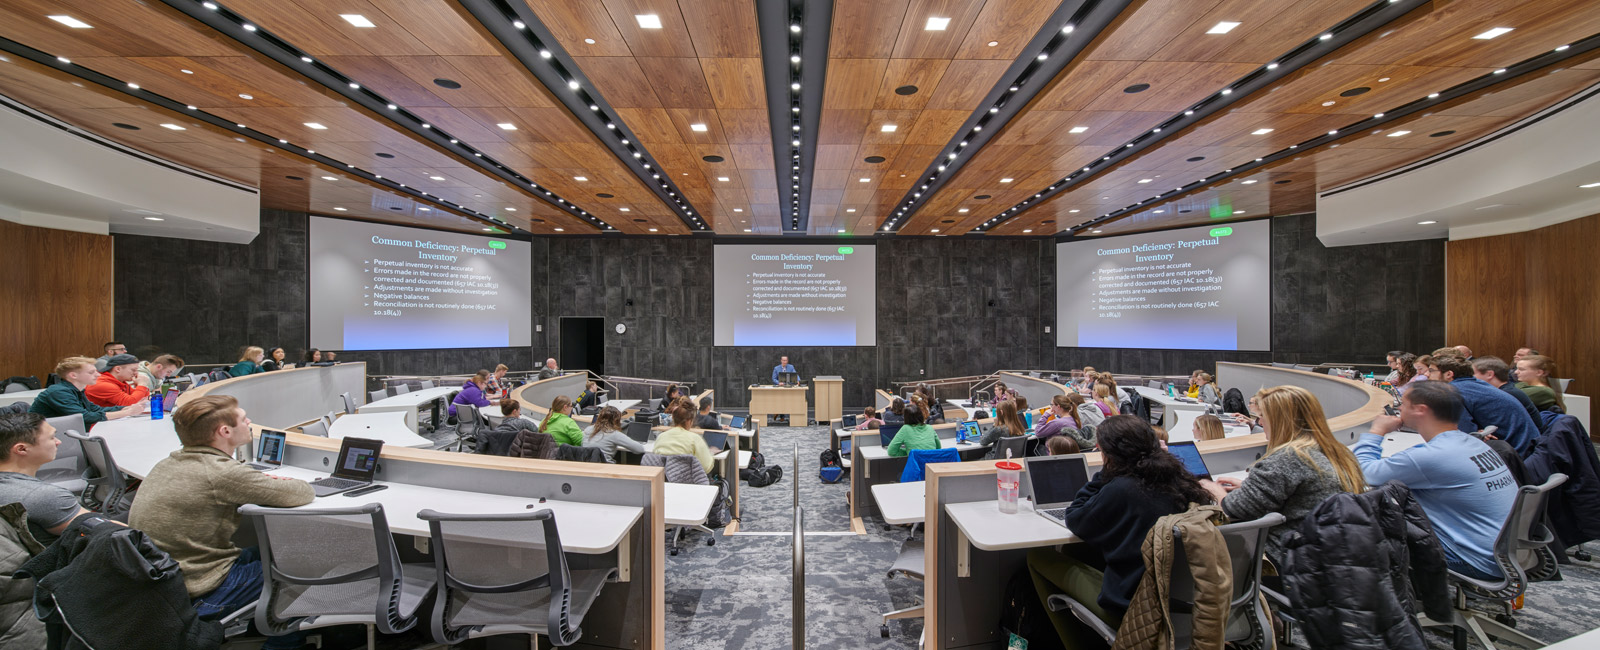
[792,441,804,649]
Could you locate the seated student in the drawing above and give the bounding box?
[854,406,883,430]
[577,380,602,409]
[486,364,510,396]
[493,399,537,435]
[694,396,726,431]
[652,399,715,472]
[259,347,288,372]
[1384,350,1406,385]
[1355,381,1516,580]
[1185,371,1203,399]
[1514,354,1565,413]
[0,413,94,544]
[886,404,940,458]
[128,396,313,647]
[93,341,127,373]
[1201,386,1366,568]
[85,354,151,408]
[991,381,1018,406]
[537,358,561,380]
[30,357,146,428]
[135,354,185,392]
[227,346,265,377]
[449,370,493,420]
[1193,372,1221,406]
[980,400,1028,460]
[1473,356,1544,433]
[1192,414,1226,441]
[1426,349,1538,456]
[479,399,537,457]
[303,348,322,365]
[1392,353,1422,395]
[1035,395,1081,442]
[1091,383,1121,417]
[915,385,946,424]
[539,395,583,446]
[1028,416,1212,645]
[882,398,907,426]
[582,406,645,463]
[1045,435,1080,455]
[663,383,685,405]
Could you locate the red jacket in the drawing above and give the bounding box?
[85,372,149,408]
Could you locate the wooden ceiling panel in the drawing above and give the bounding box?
[637,57,716,108]
[719,108,770,145]
[890,0,988,60]
[680,0,761,58]
[1146,0,1373,64]
[953,0,1063,60]
[830,0,912,59]
[571,56,660,108]
[922,59,1011,111]
[0,0,240,58]
[599,0,697,58]
[700,58,765,110]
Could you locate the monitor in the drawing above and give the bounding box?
[1166,441,1213,481]
[779,371,799,385]
[1026,455,1091,508]
[879,424,901,449]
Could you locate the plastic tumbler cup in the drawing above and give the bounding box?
[997,460,1022,514]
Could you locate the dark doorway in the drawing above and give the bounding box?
[559,317,605,375]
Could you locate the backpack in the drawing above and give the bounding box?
[1223,387,1248,416]
[819,449,846,483]
[746,464,783,488]
[819,448,839,468]
[706,477,732,528]
[998,566,1064,650]
[739,451,766,482]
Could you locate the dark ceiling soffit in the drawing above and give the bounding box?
[157,0,610,234]
[0,36,508,233]
[1073,30,1600,236]
[757,0,833,234]
[877,0,1133,234]
[977,0,1429,235]
[460,0,709,233]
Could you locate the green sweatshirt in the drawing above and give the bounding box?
[28,383,119,428]
[543,412,584,446]
[227,361,262,377]
[887,423,941,457]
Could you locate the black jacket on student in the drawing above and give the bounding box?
[1525,414,1600,549]
[1062,474,1187,620]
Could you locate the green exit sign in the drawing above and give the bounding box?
[838,246,854,254]
[1209,227,1233,237]
[488,240,507,249]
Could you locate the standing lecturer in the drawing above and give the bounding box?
[771,356,795,385]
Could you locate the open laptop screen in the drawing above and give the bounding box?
[257,430,286,466]
[702,430,730,451]
[729,415,747,430]
[625,420,653,443]
[332,437,383,481]
[1166,441,1212,480]
[1026,455,1090,507]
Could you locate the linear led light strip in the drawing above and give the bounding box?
[457,0,708,232]
[165,0,613,233]
[1066,33,1600,235]
[968,0,1428,234]
[783,2,810,232]
[0,36,527,234]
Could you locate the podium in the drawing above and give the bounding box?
[749,385,808,427]
[812,376,844,423]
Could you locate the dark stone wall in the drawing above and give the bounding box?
[114,211,1442,407]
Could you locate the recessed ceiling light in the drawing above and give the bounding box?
[47,15,92,29]
[504,207,516,212]
[1386,130,1411,137]
[1241,180,1258,185]
[987,41,998,47]
[333,207,347,211]
[717,177,730,182]
[180,69,193,74]
[1069,209,1080,213]
[1580,182,1600,189]
[1092,229,1102,233]
[429,175,445,181]
[321,176,336,181]
[881,124,897,133]
[846,209,856,213]
[930,228,941,233]
[238,93,253,100]
[925,16,950,31]
[304,122,327,130]
[620,207,631,212]
[648,227,658,232]
[554,227,564,232]
[584,38,596,44]
[1069,126,1089,134]
[1473,27,1514,40]
[1252,128,1273,135]
[838,229,847,233]
[859,178,870,183]
[1418,220,1437,225]
[159,123,185,131]
[1137,178,1152,184]
[999,178,1013,183]
[496,122,518,130]
[1022,229,1033,233]
[690,123,708,132]
[635,14,662,29]
[340,14,376,28]
[1321,101,1336,107]
[1207,21,1241,34]
[483,227,494,232]
[1153,210,1164,214]
[574,176,588,181]
[143,216,164,221]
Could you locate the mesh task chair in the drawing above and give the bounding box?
[878,538,926,645]
[453,403,485,452]
[1047,513,1284,648]
[368,389,387,404]
[421,380,435,389]
[301,420,330,438]
[341,392,358,415]
[994,436,1027,462]
[641,453,717,555]
[39,414,89,496]
[394,384,412,395]
[239,503,437,648]
[418,509,617,647]
[1419,473,1566,650]
[62,430,132,519]
[2,382,28,393]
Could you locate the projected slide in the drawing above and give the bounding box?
[1057,220,1270,351]
[309,216,532,351]
[713,244,876,346]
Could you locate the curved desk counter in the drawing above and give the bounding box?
[920,363,1390,649]
[131,366,669,649]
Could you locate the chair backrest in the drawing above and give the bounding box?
[900,447,961,483]
[1163,512,1286,647]
[341,392,358,415]
[209,369,231,383]
[323,412,337,428]
[368,389,387,403]
[879,424,902,448]
[420,380,435,389]
[1485,472,1567,596]
[2,383,26,393]
[38,414,89,487]
[641,453,710,485]
[239,503,423,636]
[61,430,128,515]
[395,384,411,395]
[457,403,483,437]
[995,436,1027,462]
[301,420,329,438]
[417,509,589,646]
[1147,380,1164,390]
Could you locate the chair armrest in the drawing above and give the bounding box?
[219,600,257,638]
[1045,593,1117,643]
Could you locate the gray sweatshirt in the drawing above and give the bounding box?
[1220,444,1350,568]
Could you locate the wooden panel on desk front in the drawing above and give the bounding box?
[0,220,112,382]
[813,376,844,423]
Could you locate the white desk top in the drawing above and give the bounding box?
[664,483,717,527]
[603,399,641,413]
[360,386,458,411]
[1,388,45,406]
[328,412,434,448]
[1132,386,1209,410]
[871,481,926,525]
[1542,627,1600,649]
[1167,409,1251,442]
[945,500,1080,551]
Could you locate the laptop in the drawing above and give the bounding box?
[1027,454,1091,528]
[702,430,730,452]
[729,415,748,430]
[310,437,384,497]
[1167,441,1213,480]
[842,414,857,429]
[246,429,287,471]
[163,388,180,406]
[839,438,853,457]
[879,424,902,448]
[625,419,654,443]
[956,420,980,444]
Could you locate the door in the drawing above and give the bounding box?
[559,317,605,375]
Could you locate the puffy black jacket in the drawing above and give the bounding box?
[1524,415,1600,549]
[1280,481,1453,650]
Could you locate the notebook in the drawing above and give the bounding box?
[1027,454,1091,528]
[309,437,384,497]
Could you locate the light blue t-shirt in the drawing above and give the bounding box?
[1353,431,1516,578]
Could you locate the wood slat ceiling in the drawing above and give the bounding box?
[814,0,1061,236]
[0,52,502,235]
[522,0,773,234]
[966,0,1600,237]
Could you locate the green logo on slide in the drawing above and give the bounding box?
[488,240,507,249]
[838,247,854,255]
[1209,227,1233,238]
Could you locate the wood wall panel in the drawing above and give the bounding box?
[1447,213,1600,399]
[0,220,114,383]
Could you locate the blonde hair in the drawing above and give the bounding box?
[494,364,508,373]
[174,395,241,447]
[238,346,264,363]
[1193,414,1225,441]
[1092,383,1119,414]
[1254,386,1366,494]
[54,356,96,379]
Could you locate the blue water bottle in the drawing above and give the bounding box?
[151,390,164,420]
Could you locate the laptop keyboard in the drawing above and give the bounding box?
[1039,507,1069,524]
[311,477,363,490]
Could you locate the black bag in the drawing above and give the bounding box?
[2,375,40,391]
[998,567,1065,650]
[706,477,732,528]
[748,451,766,469]
[1223,387,1248,416]
[746,464,783,488]
[819,449,839,468]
